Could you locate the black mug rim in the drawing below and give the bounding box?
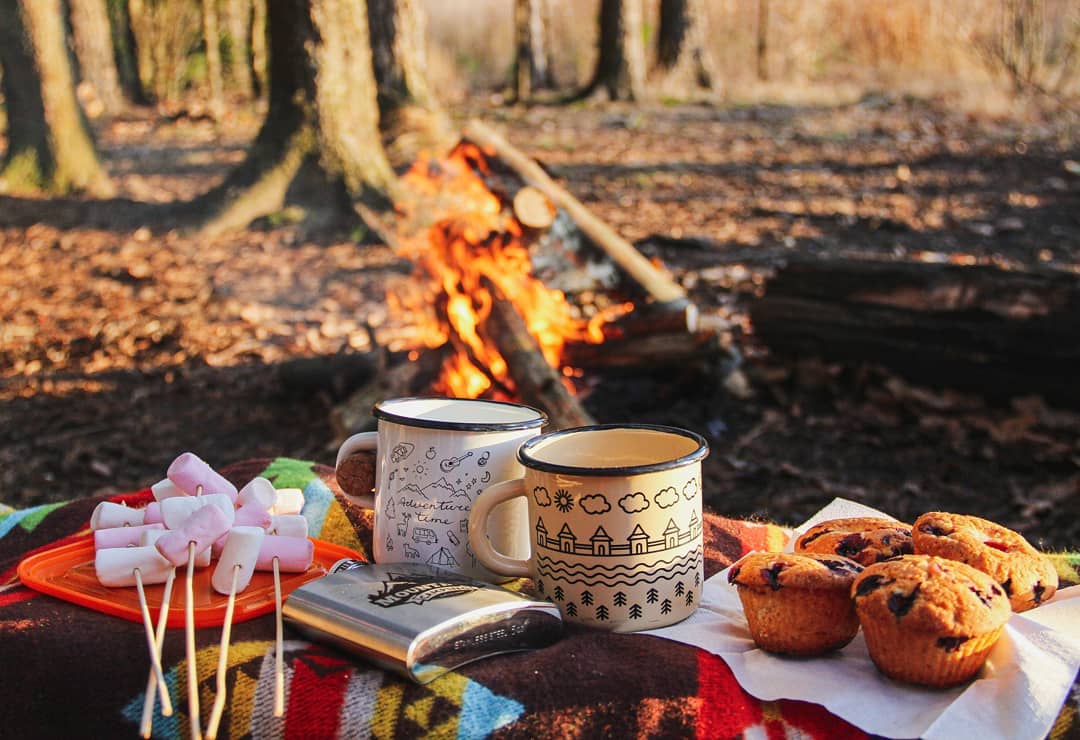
[372,396,548,432]
[517,423,709,477]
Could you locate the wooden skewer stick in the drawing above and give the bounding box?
[273,557,285,717]
[206,565,241,740]
[140,568,177,738]
[134,568,174,719]
[185,541,202,740]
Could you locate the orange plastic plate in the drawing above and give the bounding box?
[18,536,362,628]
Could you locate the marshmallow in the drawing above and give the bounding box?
[237,477,277,510]
[167,452,237,502]
[212,527,265,595]
[95,546,174,587]
[211,502,271,558]
[269,488,304,516]
[160,493,235,530]
[143,501,163,524]
[150,478,187,502]
[141,529,210,567]
[90,501,145,530]
[93,523,164,551]
[269,515,309,539]
[254,535,314,573]
[155,504,232,566]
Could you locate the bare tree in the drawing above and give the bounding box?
[512,0,555,102]
[653,0,716,94]
[68,0,126,116]
[223,0,254,97]
[757,0,769,81]
[194,0,396,236]
[200,0,226,117]
[368,0,452,165]
[0,0,113,196]
[250,0,268,97]
[576,0,646,101]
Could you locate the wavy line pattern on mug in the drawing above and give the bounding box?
[536,547,702,588]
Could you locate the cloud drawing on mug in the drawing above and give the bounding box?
[683,478,699,500]
[619,492,650,514]
[533,486,552,506]
[654,486,680,509]
[580,494,611,515]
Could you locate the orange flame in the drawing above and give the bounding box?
[389,144,630,397]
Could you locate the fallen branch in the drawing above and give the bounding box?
[463,119,690,310]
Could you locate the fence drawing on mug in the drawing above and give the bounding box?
[535,510,701,556]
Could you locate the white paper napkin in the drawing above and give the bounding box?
[644,498,1080,740]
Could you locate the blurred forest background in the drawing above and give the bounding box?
[1,0,1078,547]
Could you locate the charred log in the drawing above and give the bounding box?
[749,257,1080,407]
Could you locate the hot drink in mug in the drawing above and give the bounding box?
[336,397,546,580]
[468,424,708,630]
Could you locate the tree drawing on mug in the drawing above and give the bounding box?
[629,603,643,619]
[384,497,396,519]
[554,489,574,513]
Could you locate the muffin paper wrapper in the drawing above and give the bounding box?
[645,497,1080,740]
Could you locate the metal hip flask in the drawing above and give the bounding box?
[282,560,563,683]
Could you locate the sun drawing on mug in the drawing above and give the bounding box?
[554,489,574,513]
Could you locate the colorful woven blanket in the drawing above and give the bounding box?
[1,457,1077,739]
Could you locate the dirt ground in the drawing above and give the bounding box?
[2,95,1078,550]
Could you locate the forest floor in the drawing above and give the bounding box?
[2,95,1078,549]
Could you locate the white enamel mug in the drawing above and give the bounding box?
[468,424,708,630]
[336,397,547,580]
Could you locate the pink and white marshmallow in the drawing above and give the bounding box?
[141,528,210,567]
[212,526,265,595]
[237,477,277,510]
[93,523,164,551]
[95,546,174,587]
[211,501,272,558]
[167,452,237,502]
[154,504,232,567]
[269,515,309,539]
[160,493,235,530]
[269,488,304,516]
[150,478,187,502]
[143,501,163,525]
[254,535,314,573]
[90,501,145,530]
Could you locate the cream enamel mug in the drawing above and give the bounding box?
[468,424,708,630]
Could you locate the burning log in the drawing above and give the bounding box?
[481,277,595,429]
[750,256,1080,407]
[463,119,690,311]
[563,330,722,371]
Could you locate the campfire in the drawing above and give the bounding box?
[339,120,724,434]
[389,142,631,401]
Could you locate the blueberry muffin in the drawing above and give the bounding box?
[728,551,864,656]
[852,555,1011,688]
[912,512,1058,612]
[794,517,914,566]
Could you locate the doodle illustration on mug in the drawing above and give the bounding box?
[531,476,703,627]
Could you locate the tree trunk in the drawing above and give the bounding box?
[223,0,253,97]
[194,0,396,237]
[201,0,226,118]
[127,0,156,100]
[653,0,716,94]
[0,0,114,196]
[367,0,452,166]
[68,0,126,117]
[512,0,555,102]
[250,0,268,97]
[756,0,769,81]
[577,0,646,101]
[106,0,149,104]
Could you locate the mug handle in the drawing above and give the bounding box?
[335,431,377,509]
[468,479,531,578]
